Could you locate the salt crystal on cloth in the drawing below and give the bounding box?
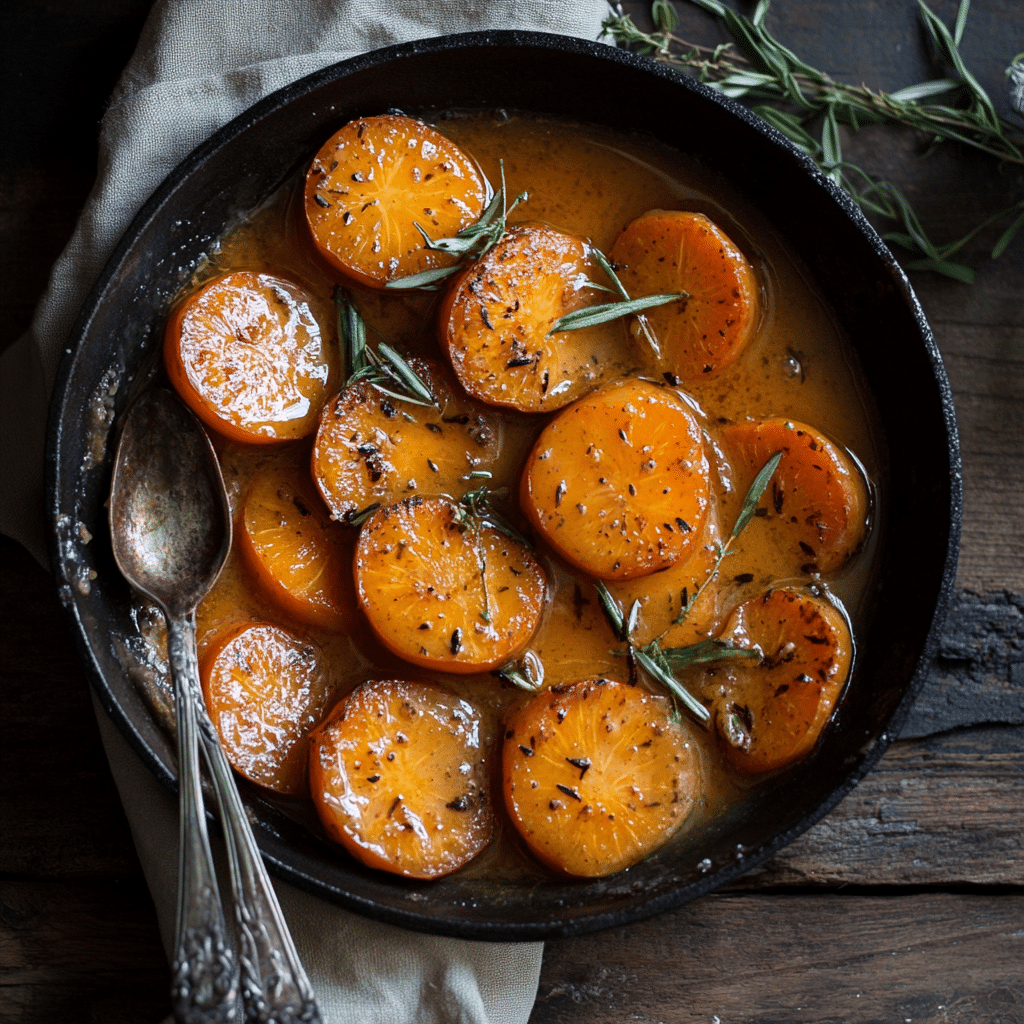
[0,2,611,1020]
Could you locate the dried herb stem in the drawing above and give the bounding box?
[602,0,1024,281]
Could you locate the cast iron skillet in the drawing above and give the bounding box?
[46,32,961,940]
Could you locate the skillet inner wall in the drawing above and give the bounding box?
[50,37,953,938]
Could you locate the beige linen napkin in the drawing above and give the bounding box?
[0,1,611,1020]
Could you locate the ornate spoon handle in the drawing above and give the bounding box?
[196,680,322,1023]
[167,616,239,1023]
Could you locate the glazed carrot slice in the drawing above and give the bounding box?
[309,679,494,879]
[304,114,487,288]
[609,210,758,382]
[520,377,711,580]
[312,356,501,523]
[441,225,629,412]
[201,623,334,796]
[165,270,338,443]
[698,587,853,773]
[238,464,358,632]
[722,417,870,575]
[354,495,547,673]
[503,678,700,877]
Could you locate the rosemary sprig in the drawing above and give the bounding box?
[334,288,436,406]
[602,0,1024,281]
[385,161,527,290]
[550,291,685,334]
[592,449,782,724]
[496,651,546,692]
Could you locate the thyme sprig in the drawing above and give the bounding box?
[334,287,436,406]
[385,161,527,290]
[602,0,1024,281]
[594,449,782,723]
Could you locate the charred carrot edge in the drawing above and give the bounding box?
[308,679,494,879]
[164,270,337,444]
[503,678,701,877]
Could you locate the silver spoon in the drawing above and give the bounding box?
[109,387,322,1024]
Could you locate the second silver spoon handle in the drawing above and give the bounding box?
[196,678,322,1023]
[167,615,239,1023]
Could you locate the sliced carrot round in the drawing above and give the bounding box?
[699,587,853,773]
[520,377,711,580]
[723,417,870,574]
[609,210,758,382]
[308,679,494,879]
[201,623,333,796]
[354,496,547,673]
[304,114,487,288]
[503,678,700,877]
[441,225,627,412]
[238,464,358,632]
[312,357,501,523]
[164,270,337,443]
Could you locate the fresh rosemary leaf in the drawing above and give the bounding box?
[497,660,545,692]
[592,247,631,301]
[377,342,435,405]
[595,580,627,640]
[633,645,711,724]
[888,79,959,102]
[334,286,369,377]
[991,205,1024,259]
[460,487,533,548]
[383,264,462,290]
[550,292,683,334]
[733,450,783,540]
[661,637,758,670]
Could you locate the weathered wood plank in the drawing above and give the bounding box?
[900,591,1024,737]
[530,893,1024,1024]
[0,878,169,1024]
[737,726,1023,888]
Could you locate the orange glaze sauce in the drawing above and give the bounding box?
[177,112,881,879]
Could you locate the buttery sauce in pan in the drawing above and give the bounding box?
[141,111,881,881]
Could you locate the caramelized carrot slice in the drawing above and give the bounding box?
[304,114,487,288]
[312,357,501,522]
[609,210,758,382]
[164,271,338,443]
[699,587,853,773]
[520,377,711,580]
[238,464,357,632]
[503,679,700,877]
[308,679,494,879]
[354,496,547,673]
[441,225,628,412]
[201,623,333,796]
[723,417,870,575]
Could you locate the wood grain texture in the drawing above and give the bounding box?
[530,893,1024,1024]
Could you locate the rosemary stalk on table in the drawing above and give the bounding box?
[602,0,1024,282]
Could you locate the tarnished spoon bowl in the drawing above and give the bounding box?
[109,388,320,1023]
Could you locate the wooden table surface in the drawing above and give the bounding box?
[2,2,1021,1022]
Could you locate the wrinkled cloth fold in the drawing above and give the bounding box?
[1,2,611,1020]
